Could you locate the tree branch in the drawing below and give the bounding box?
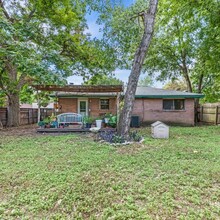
[26,7,36,22]
[18,73,27,89]
[0,0,13,22]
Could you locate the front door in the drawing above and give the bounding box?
[78,99,88,116]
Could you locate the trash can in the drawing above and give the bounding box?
[130,116,140,128]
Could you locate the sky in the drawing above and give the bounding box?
[67,0,164,88]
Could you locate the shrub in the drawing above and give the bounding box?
[107,115,117,128]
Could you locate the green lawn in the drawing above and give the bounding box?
[0,126,220,219]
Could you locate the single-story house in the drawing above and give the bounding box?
[35,85,204,126]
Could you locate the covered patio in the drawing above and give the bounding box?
[34,85,123,132]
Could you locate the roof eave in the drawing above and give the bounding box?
[134,95,205,99]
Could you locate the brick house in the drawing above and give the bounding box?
[131,87,203,126]
[57,92,118,118]
[34,85,203,126]
[51,86,203,126]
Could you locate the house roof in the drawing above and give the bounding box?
[37,85,204,99]
[133,86,204,98]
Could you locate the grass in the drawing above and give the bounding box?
[0,126,220,219]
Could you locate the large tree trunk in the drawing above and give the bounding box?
[7,93,20,127]
[118,0,158,138]
[4,61,26,127]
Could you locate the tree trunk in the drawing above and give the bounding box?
[7,93,20,127]
[4,60,26,127]
[180,50,193,92]
[117,0,158,138]
[197,73,204,94]
[183,72,193,92]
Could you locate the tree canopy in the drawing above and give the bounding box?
[0,0,116,126]
[100,0,220,102]
[146,0,220,101]
[84,74,123,85]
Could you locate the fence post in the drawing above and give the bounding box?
[27,109,29,124]
[201,106,203,123]
[31,109,33,123]
[215,106,219,125]
[6,107,8,126]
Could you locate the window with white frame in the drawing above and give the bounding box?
[100,99,109,110]
[163,99,185,110]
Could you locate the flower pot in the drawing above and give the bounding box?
[45,124,51,128]
[85,123,92,128]
[104,118,109,123]
[96,120,102,128]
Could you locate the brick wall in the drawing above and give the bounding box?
[88,98,117,117]
[58,97,117,117]
[132,98,195,126]
[58,97,195,125]
[58,98,77,113]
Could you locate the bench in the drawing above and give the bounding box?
[57,113,83,128]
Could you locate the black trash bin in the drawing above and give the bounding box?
[130,116,140,128]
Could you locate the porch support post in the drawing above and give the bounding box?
[36,90,41,123]
[116,92,120,130]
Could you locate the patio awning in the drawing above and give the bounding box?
[33,85,123,93]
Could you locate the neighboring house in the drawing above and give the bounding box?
[20,103,54,109]
[50,86,204,126]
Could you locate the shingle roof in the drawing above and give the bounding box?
[52,86,204,99]
[133,86,204,98]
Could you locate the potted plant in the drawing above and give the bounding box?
[96,117,103,128]
[83,116,94,128]
[104,113,112,124]
[43,117,51,128]
[38,121,45,128]
[107,115,117,128]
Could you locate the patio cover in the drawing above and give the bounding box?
[33,85,123,93]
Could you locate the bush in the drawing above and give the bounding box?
[107,115,117,128]
[83,116,94,124]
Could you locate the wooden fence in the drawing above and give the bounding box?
[0,108,55,126]
[197,103,220,125]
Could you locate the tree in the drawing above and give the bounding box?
[138,75,153,86]
[84,74,123,85]
[163,79,187,91]
[0,0,115,126]
[97,0,158,138]
[117,0,158,138]
[145,0,220,99]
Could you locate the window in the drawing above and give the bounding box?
[163,99,185,110]
[100,99,109,110]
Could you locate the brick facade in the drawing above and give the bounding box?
[58,98,77,113]
[88,98,117,117]
[132,98,195,125]
[58,97,117,117]
[58,97,195,125]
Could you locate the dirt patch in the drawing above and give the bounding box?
[0,125,39,137]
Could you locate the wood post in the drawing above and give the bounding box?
[201,106,203,123]
[215,106,219,125]
[116,92,120,129]
[28,109,30,124]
